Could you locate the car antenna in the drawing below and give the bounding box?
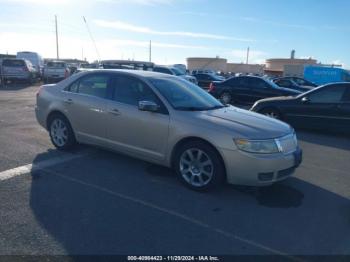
[83,16,101,63]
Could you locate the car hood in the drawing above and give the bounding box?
[254,95,297,104]
[195,106,293,139]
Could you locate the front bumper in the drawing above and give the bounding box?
[220,147,302,186]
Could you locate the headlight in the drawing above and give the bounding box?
[234,138,280,154]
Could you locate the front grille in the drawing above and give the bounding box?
[277,134,297,154]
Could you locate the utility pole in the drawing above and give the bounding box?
[149,40,152,62]
[55,15,59,60]
[246,47,249,64]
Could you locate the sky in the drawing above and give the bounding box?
[0,0,349,67]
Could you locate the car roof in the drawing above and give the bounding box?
[80,69,177,79]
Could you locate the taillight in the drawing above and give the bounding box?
[209,82,215,92]
[64,69,69,78]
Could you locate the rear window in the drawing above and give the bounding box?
[47,62,65,68]
[2,59,25,67]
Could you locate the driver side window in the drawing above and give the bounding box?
[308,85,346,103]
[111,75,168,114]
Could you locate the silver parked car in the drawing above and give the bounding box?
[153,66,198,85]
[43,61,70,83]
[35,70,302,191]
[1,58,37,83]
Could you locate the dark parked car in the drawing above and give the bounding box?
[250,83,350,132]
[193,73,225,89]
[208,76,301,105]
[273,78,314,92]
[278,77,318,87]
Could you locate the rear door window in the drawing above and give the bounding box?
[276,79,292,88]
[66,74,110,99]
[250,78,269,89]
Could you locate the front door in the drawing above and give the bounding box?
[286,84,348,130]
[105,74,170,161]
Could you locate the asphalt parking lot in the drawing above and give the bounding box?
[0,83,350,257]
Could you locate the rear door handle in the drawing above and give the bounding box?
[64,98,73,104]
[108,108,120,115]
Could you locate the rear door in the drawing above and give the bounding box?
[105,74,170,161]
[62,73,111,143]
[224,77,252,104]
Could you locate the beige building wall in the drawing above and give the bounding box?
[226,63,265,75]
[265,58,317,72]
[187,57,227,72]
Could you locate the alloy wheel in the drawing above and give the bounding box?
[50,119,68,147]
[179,148,214,187]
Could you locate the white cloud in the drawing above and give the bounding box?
[331,60,346,68]
[0,31,210,62]
[229,49,267,64]
[94,19,255,42]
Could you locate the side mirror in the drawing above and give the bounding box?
[301,96,309,103]
[138,101,159,112]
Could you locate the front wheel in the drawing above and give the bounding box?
[48,114,76,150]
[174,141,225,191]
[220,92,232,105]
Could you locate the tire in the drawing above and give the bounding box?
[220,92,232,105]
[259,108,282,120]
[174,140,225,191]
[48,114,76,150]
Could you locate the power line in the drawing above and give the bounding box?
[83,16,100,62]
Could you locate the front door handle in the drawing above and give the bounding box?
[64,98,73,104]
[108,108,120,115]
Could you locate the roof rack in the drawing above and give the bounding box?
[100,60,155,71]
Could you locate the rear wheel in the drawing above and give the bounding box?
[174,141,225,191]
[220,92,232,105]
[260,108,281,120]
[48,114,76,150]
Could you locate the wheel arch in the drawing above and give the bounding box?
[170,136,227,179]
[46,110,71,130]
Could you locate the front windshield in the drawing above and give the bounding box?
[150,77,224,111]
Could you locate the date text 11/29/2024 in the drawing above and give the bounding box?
[127,256,220,261]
